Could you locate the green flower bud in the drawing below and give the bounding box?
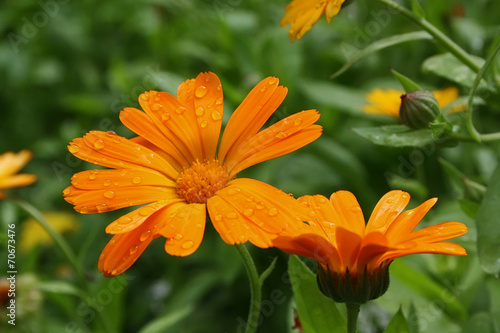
[399,90,441,129]
[316,262,391,304]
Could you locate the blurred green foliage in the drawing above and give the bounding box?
[1,0,500,332]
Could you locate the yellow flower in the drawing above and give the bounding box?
[19,212,80,252]
[281,0,346,42]
[273,190,468,303]
[64,72,322,276]
[363,87,466,117]
[0,150,37,199]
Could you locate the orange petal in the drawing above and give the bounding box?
[400,221,468,244]
[160,203,206,256]
[138,90,203,162]
[384,198,437,240]
[106,199,184,234]
[225,110,322,176]
[329,191,366,236]
[0,173,37,189]
[281,0,327,41]
[218,77,287,162]
[296,194,337,243]
[176,72,224,160]
[64,185,176,214]
[365,190,410,235]
[335,226,362,271]
[325,0,345,22]
[378,242,467,264]
[0,150,33,178]
[119,107,190,169]
[69,168,176,190]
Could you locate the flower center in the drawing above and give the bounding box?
[176,160,230,204]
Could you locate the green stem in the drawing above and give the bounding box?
[346,302,361,333]
[8,196,114,332]
[373,0,480,73]
[235,243,261,333]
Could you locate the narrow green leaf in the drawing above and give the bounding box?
[390,260,467,320]
[138,305,193,333]
[288,255,346,333]
[259,256,278,286]
[422,53,485,88]
[476,162,500,276]
[408,302,419,333]
[36,281,86,299]
[390,68,422,93]
[352,125,435,147]
[330,31,432,79]
[411,0,426,18]
[384,307,411,333]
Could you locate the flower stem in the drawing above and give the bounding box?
[372,0,480,73]
[235,243,261,333]
[346,303,360,333]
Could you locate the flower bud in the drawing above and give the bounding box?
[316,262,391,304]
[399,90,441,129]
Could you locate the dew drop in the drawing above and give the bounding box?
[63,188,71,195]
[118,216,132,224]
[386,199,395,204]
[215,214,223,221]
[103,190,115,199]
[139,206,154,216]
[318,197,327,204]
[350,206,362,213]
[129,245,139,254]
[151,103,161,111]
[268,207,278,216]
[89,173,97,180]
[140,229,152,241]
[256,202,265,210]
[215,97,223,105]
[72,180,79,186]
[175,106,186,114]
[181,240,194,249]
[268,77,277,85]
[103,179,112,187]
[140,92,149,101]
[243,209,254,217]
[227,187,240,195]
[174,233,183,241]
[132,176,142,184]
[200,121,208,128]
[260,86,266,93]
[195,85,208,98]
[96,203,108,213]
[238,235,246,242]
[80,206,89,214]
[294,118,303,126]
[246,196,254,202]
[68,145,79,153]
[93,140,105,149]
[308,211,317,217]
[226,212,238,219]
[275,132,287,139]
[211,111,222,121]
[161,113,170,121]
[111,269,118,276]
[114,181,119,186]
[195,106,205,117]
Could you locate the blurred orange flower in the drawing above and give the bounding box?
[281,0,346,42]
[0,150,37,199]
[363,87,466,117]
[273,190,468,303]
[63,72,322,276]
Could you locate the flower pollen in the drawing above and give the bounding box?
[176,160,230,204]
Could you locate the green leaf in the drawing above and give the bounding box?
[458,199,481,219]
[330,31,432,80]
[422,53,486,88]
[476,162,500,276]
[259,256,278,285]
[384,307,411,333]
[36,281,86,299]
[411,0,426,18]
[390,260,467,320]
[390,68,423,93]
[138,305,193,333]
[352,125,435,147]
[288,255,346,333]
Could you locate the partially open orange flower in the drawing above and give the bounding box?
[63,72,322,276]
[363,87,466,117]
[273,190,468,303]
[0,150,37,199]
[281,0,346,42]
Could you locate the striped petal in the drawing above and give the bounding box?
[365,190,410,234]
[329,191,366,236]
[384,197,437,240]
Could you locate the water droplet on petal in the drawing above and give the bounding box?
[176,106,186,114]
[103,179,112,187]
[318,197,327,204]
[140,229,152,241]
[350,206,362,213]
[200,121,208,128]
[103,190,115,199]
[211,111,222,121]
[294,118,303,126]
[151,103,161,111]
[275,132,287,139]
[243,209,254,217]
[195,85,208,98]
[89,173,97,180]
[214,214,223,222]
[139,206,154,216]
[140,92,149,101]
[195,106,205,117]
[181,240,194,249]
[93,140,105,149]
[63,188,71,195]
[227,187,240,195]
[129,245,139,254]
[118,216,132,224]
[96,203,108,213]
[226,212,238,219]
[256,202,265,210]
[161,113,171,121]
[308,211,317,217]
[268,77,277,85]
[68,145,79,153]
[268,207,278,216]
[238,235,246,242]
[80,206,89,214]
[132,176,142,184]
[215,97,223,105]
[386,199,395,204]
[260,86,266,93]
[174,233,183,241]
[111,269,118,275]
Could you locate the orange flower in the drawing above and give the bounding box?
[273,190,468,303]
[0,150,37,199]
[63,72,322,276]
[281,0,346,42]
[363,87,466,117]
